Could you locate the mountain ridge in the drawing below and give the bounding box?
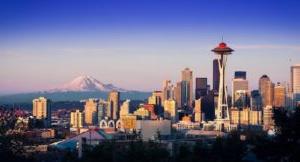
[48,75,127,92]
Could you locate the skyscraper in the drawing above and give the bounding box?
[274,82,286,108]
[181,68,193,107]
[259,75,274,107]
[195,77,208,99]
[232,72,249,108]
[108,90,120,120]
[213,59,220,92]
[84,98,98,125]
[32,97,51,127]
[174,82,182,108]
[291,64,300,104]
[70,109,83,128]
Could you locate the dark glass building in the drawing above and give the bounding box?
[195,77,208,99]
[234,71,247,79]
[213,59,220,92]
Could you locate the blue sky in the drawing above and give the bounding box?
[0,0,299,94]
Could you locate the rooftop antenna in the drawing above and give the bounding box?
[222,36,224,42]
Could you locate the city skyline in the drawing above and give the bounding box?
[1,0,300,94]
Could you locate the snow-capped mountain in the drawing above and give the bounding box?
[50,75,127,92]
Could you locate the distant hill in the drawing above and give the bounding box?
[0,91,151,104]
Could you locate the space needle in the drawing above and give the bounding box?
[212,41,234,131]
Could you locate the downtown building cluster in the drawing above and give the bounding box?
[27,42,300,154]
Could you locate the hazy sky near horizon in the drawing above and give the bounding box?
[0,0,300,94]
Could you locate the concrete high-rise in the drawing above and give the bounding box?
[70,109,83,128]
[291,64,300,104]
[274,82,286,108]
[32,97,51,127]
[259,75,274,107]
[213,59,220,92]
[195,77,208,99]
[108,90,120,120]
[84,98,98,125]
[181,68,193,107]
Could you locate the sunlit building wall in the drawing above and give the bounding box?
[133,107,151,119]
[163,99,177,123]
[84,98,98,125]
[32,97,51,127]
[120,99,131,119]
[108,90,120,120]
[274,82,286,108]
[194,99,202,122]
[259,75,274,107]
[70,109,83,128]
[291,64,300,104]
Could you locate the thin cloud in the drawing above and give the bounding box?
[59,48,106,54]
[234,44,300,51]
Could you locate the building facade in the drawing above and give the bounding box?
[213,59,220,92]
[32,97,51,127]
[181,68,193,107]
[274,82,286,108]
[291,64,300,104]
[108,90,120,120]
[195,77,208,100]
[163,99,177,123]
[84,98,98,125]
[232,77,249,108]
[259,75,274,107]
[70,109,83,128]
[194,99,202,122]
[120,99,130,119]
